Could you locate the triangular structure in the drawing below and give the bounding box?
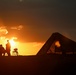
[37,32,76,55]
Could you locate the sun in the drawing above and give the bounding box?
[10,39,15,47]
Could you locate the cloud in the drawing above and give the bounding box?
[0,0,76,42]
[0,26,8,36]
[10,37,18,42]
[11,25,23,30]
[11,37,17,40]
[18,25,23,30]
[0,36,6,40]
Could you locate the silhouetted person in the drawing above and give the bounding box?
[0,44,5,56]
[6,40,11,56]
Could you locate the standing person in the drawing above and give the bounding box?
[6,40,11,56]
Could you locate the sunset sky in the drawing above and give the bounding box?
[0,0,76,55]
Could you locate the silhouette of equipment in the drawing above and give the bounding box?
[12,48,18,56]
[37,32,76,55]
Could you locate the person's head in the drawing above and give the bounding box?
[7,40,9,43]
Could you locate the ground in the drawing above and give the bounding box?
[0,54,76,75]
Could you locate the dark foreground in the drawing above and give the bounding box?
[0,54,76,75]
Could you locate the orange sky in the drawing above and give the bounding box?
[0,0,76,56]
[0,37,44,56]
[0,20,44,56]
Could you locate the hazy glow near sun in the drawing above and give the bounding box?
[10,39,15,47]
[0,36,43,55]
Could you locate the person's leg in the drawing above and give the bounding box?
[0,52,2,56]
[7,51,11,56]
